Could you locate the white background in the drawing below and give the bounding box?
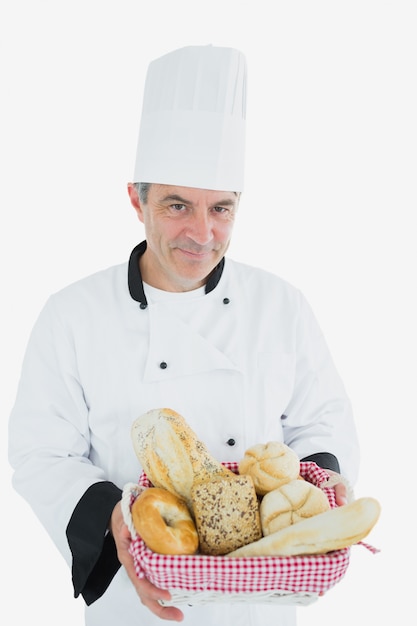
[1,1,415,624]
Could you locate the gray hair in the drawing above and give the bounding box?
[133,182,152,204]
[133,182,240,204]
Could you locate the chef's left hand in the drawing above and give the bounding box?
[325,469,348,506]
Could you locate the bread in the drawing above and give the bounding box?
[191,474,262,555]
[131,487,199,555]
[260,479,331,535]
[238,441,300,495]
[227,496,381,557]
[131,408,235,508]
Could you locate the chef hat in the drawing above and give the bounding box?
[133,45,247,192]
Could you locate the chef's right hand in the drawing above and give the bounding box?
[110,501,184,622]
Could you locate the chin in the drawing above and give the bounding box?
[175,268,210,290]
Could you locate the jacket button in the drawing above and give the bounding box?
[226,438,236,446]
[223,297,230,304]
[159,361,168,369]
[139,302,147,309]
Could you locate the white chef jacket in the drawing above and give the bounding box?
[8,241,359,626]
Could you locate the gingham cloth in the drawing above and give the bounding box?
[122,462,354,596]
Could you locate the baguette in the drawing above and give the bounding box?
[227,497,381,557]
[131,407,235,509]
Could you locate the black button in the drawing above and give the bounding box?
[159,361,168,369]
[226,438,236,446]
[139,302,147,309]
[223,297,230,304]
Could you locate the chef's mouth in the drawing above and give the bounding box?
[174,245,219,258]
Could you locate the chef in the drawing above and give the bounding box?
[8,45,360,626]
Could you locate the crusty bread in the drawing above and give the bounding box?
[191,474,262,555]
[131,408,235,509]
[131,487,199,555]
[260,479,331,535]
[238,441,300,495]
[227,497,381,557]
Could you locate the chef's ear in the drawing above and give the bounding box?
[127,183,144,223]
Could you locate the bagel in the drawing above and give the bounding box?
[131,487,199,555]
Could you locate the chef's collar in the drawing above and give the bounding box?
[128,240,225,306]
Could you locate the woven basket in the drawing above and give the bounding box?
[121,462,351,606]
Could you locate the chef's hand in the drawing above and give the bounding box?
[110,502,184,622]
[325,469,349,506]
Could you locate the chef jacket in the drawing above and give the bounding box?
[8,241,360,626]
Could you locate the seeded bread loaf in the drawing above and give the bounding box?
[131,408,235,509]
[191,474,262,555]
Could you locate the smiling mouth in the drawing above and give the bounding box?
[176,247,214,259]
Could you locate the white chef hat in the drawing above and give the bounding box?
[133,45,247,192]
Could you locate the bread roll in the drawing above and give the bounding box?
[131,487,199,555]
[227,497,381,557]
[238,441,300,495]
[131,408,235,508]
[191,474,262,555]
[260,479,331,535]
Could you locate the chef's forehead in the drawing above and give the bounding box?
[148,183,239,202]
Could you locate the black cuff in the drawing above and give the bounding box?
[66,481,122,605]
[301,452,340,473]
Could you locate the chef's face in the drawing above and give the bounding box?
[128,183,239,292]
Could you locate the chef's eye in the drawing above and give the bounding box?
[170,203,187,212]
[212,206,229,214]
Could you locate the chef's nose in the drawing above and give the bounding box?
[186,210,213,245]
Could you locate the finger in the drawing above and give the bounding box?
[334,482,348,506]
[146,601,184,622]
[137,579,184,622]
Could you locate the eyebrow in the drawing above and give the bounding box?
[161,194,238,206]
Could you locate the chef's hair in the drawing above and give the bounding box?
[133,182,151,204]
[132,182,240,204]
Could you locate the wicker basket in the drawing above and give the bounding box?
[121,462,351,606]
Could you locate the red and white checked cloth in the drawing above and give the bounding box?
[122,462,374,598]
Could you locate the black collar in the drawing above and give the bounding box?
[128,241,225,306]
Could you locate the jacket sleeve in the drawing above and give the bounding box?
[8,296,117,566]
[66,482,122,605]
[300,452,340,473]
[282,292,360,484]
